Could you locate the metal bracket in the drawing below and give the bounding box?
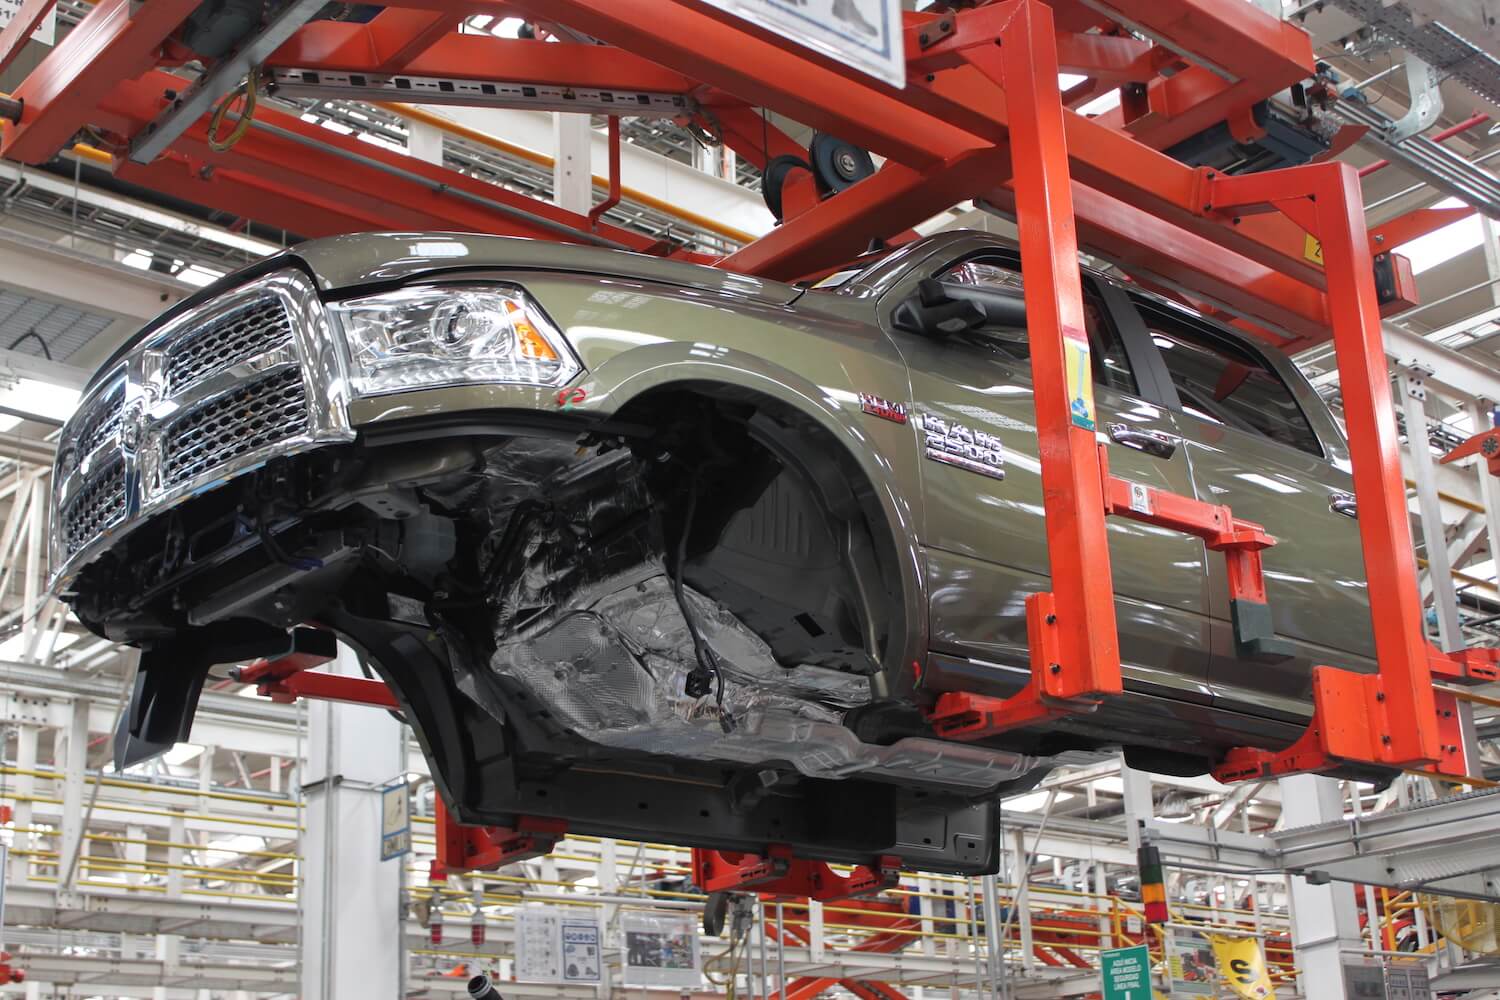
[128,0,330,164]
[1388,54,1444,143]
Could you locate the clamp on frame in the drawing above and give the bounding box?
[236,632,562,882]
[692,845,901,902]
[927,445,1289,740]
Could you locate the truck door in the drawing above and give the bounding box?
[1120,295,1376,721]
[883,251,1213,708]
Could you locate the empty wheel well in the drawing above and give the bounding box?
[612,382,909,679]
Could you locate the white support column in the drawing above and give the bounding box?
[154,934,178,1000]
[1119,755,1153,852]
[197,744,215,815]
[12,723,36,885]
[1400,366,1463,648]
[1280,775,1365,998]
[552,114,593,215]
[19,477,44,658]
[1466,399,1500,578]
[406,119,445,165]
[57,697,88,890]
[300,645,404,1000]
[124,824,146,886]
[166,811,185,898]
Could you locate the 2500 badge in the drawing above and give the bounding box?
[920,413,1005,481]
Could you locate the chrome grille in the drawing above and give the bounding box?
[74,377,124,459]
[161,368,309,486]
[60,460,125,555]
[165,297,293,395]
[52,268,353,586]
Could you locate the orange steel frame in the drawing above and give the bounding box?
[3,0,1492,791]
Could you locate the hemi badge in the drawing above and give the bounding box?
[859,393,908,424]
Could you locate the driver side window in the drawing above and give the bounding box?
[937,256,1138,394]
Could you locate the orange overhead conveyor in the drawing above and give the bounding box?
[3,0,1492,795]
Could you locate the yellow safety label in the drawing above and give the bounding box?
[1304,233,1324,265]
[1065,337,1096,431]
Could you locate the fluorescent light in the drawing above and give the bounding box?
[0,377,81,426]
[162,743,204,766]
[1402,197,1484,274]
[1058,73,1087,90]
[493,16,525,38]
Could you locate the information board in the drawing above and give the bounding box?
[515,905,604,984]
[0,0,55,47]
[698,0,906,87]
[623,911,702,988]
[1165,927,1215,996]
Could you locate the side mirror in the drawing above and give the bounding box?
[892,279,987,339]
[892,280,1027,339]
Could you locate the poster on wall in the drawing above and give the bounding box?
[1165,927,1216,996]
[622,911,702,988]
[514,905,603,984]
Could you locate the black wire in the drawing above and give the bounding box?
[7,330,51,360]
[671,468,732,732]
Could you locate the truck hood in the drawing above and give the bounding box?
[89,233,802,389]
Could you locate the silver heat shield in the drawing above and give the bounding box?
[491,568,1042,791]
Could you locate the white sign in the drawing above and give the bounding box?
[701,0,906,88]
[515,905,603,985]
[379,782,410,861]
[623,911,702,988]
[0,0,55,47]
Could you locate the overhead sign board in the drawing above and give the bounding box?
[0,0,55,46]
[1101,944,1152,1000]
[700,0,906,88]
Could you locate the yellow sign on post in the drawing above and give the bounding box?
[1209,933,1275,999]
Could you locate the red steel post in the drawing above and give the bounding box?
[987,0,1122,700]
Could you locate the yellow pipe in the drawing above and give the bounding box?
[379,102,757,246]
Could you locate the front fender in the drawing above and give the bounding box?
[345,270,929,690]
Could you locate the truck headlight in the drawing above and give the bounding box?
[329,284,582,395]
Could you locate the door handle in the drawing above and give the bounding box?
[1328,491,1358,518]
[1107,423,1179,459]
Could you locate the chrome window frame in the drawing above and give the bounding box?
[51,269,356,590]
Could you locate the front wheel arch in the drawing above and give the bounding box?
[609,379,923,699]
